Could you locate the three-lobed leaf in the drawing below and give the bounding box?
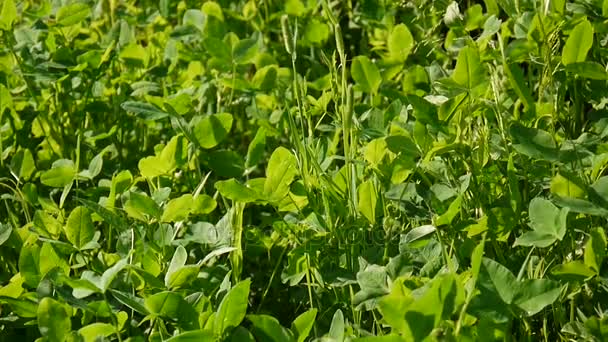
[515,198,569,248]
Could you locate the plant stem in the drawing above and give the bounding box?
[231,201,245,283]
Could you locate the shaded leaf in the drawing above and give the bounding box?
[192,113,234,149]
[233,38,258,64]
[10,148,36,181]
[351,56,382,94]
[247,315,294,342]
[452,45,486,91]
[510,123,558,161]
[584,227,607,273]
[566,62,608,80]
[121,101,168,121]
[124,192,161,222]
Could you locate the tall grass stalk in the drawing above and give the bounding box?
[333,21,357,217]
[281,15,311,190]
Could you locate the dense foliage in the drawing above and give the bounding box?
[2,0,608,340]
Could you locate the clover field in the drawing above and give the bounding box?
[2,0,608,341]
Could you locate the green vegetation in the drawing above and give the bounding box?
[2,0,608,340]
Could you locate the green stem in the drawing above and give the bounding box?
[305,253,315,310]
[257,246,287,312]
[104,293,124,342]
[231,202,246,283]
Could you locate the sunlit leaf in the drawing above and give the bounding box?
[562,19,593,65]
